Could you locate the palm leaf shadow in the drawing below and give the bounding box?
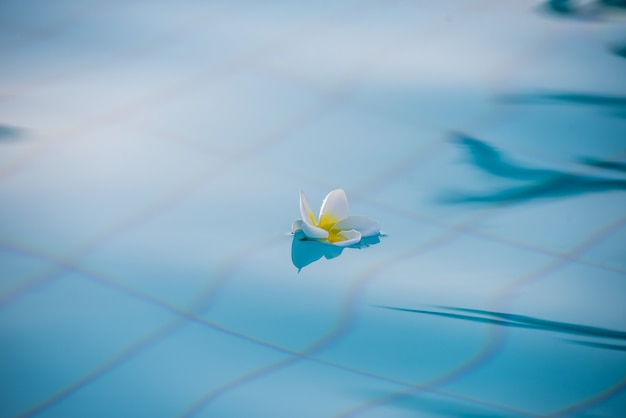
[567,340,626,351]
[540,0,626,20]
[579,157,626,174]
[612,43,626,60]
[0,125,27,142]
[444,133,626,205]
[500,91,626,118]
[377,305,626,350]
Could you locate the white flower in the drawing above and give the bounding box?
[292,189,380,247]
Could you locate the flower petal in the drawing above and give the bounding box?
[298,219,329,239]
[318,189,349,229]
[331,229,361,247]
[334,216,380,237]
[292,220,305,233]
[299,190,316,226]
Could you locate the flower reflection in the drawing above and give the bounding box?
[291,230,381,271]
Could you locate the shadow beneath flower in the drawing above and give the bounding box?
[291,230,382,271]
[377,305,626,348]
[441,133,626,205]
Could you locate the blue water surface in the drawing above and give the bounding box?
[1,0,625,417]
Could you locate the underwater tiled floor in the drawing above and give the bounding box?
[1,1,625,417]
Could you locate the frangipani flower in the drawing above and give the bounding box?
[292,189,380,247]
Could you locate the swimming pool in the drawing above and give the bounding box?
[1,1,625,416]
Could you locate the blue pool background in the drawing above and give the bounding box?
[1,0,625,417]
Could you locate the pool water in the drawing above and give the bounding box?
[1,1,625,417]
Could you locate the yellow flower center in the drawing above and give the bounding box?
[327,228,346,243]
[317,213,338,231]
[316,214,344,242]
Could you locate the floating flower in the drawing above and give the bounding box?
[292,189,380,247]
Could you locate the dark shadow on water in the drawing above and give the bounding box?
[351,388,506,417]
[443,133,626,205]
[539,0,602,20]
[568,339,626,351]
[0,125,27,142]
[500,91,626,118]
[580,157,626,174]
[611,43,626,60]
[377,305,626,343]
[539,0,626,20]
[444,175,626,204]
[450,133,558,181]
[542,0,585,16]
[291,231,381,271]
